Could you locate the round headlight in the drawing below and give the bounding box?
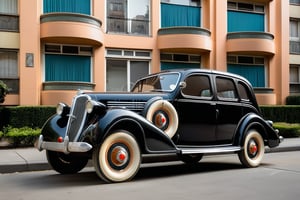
[56,103,69,116]
[86,100,95,114]
[86,100,106,114]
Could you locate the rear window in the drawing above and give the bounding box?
[216,77,238,101]
[238,82,250,101]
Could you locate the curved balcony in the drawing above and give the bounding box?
[41,82,95,105]
[40,13,104,46]
[157,27,212,54]
[227,32,275,55]
[254,88,276,105]
[42,81,95,91]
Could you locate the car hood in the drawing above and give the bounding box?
[85,92,173,105]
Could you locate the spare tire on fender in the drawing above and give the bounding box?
[144,99,178,138]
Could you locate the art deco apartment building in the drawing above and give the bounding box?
[290,0,300,96]
[0,0,292,106]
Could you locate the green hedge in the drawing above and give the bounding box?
[0,126,41,147]
[260,106,300,123]
[0,106,55,129]
[273,122,300,138]
[286,95,300,105]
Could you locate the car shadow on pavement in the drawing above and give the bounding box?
[136,161,244,181]
[21,160,245,189]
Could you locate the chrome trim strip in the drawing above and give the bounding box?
[179,146,241,154]
[36,135,92,153]
[106,101,146,111]
[65,94,91,141]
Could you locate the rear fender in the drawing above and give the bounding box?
[234,113,278,147]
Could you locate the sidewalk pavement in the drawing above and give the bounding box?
[0,138,299,174]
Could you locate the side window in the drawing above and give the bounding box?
[182,75,212,98]
[216,77,238,100]
[238,82,250,101]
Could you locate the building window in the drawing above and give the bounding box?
[227,55,266,87]
[160,53,201,70]
[0,51,19,94]
[0,0,19,32]
[44,44,92,82]
[161,0,201,28]
[290,65,300,93]
[290,19,300,54]
[43,0,91,15]
[227,1,265,32]
[106,49,151,91]
[290,0,300,5]
[107,0,150,35]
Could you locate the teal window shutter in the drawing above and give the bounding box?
[45,54,91,82]
[43,0,90,15]
[228,64,265,87]
[161,3,201,27]
[228,10,264,32]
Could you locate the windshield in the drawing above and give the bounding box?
[131,73,180,93]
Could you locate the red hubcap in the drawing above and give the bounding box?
[118,152,126,161]
[249,141,258,155]
[154,112,167,129]
[110,146,129,167]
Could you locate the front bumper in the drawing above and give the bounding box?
[36,135,93,154]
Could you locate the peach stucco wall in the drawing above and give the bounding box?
[18,0,42,105]
[1,0,291,106]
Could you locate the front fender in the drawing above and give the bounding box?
[92,108,177,154]
[41,114,68,141]
[234,113,280,147]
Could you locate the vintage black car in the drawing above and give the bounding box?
[36,69,282,183]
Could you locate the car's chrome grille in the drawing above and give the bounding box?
[106,101,146,114]
[65,94,90,141]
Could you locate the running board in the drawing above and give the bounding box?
[178,146,241,155]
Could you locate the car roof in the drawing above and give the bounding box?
[156,68,252,86]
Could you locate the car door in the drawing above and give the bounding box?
[214,76,243,144]
[174,74,217,145]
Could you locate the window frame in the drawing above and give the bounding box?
[227,55,267,88]
[43,44,93,83]
[106,0,151,35]
[106,49,151,91]
[0,50,19,94]
[227,1,266,32]
[0,0,19,32]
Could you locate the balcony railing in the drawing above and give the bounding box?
[43,82,95,91]
[107,17,150,35]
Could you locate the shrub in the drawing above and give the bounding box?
[1,126,41,147]
[273,122,300,138]
[260,106,300,123]
[286,95,300,105]
[0,106,55,130]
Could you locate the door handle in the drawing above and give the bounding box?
[216,109,219,119]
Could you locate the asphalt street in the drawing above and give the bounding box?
[0,138,299,174]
